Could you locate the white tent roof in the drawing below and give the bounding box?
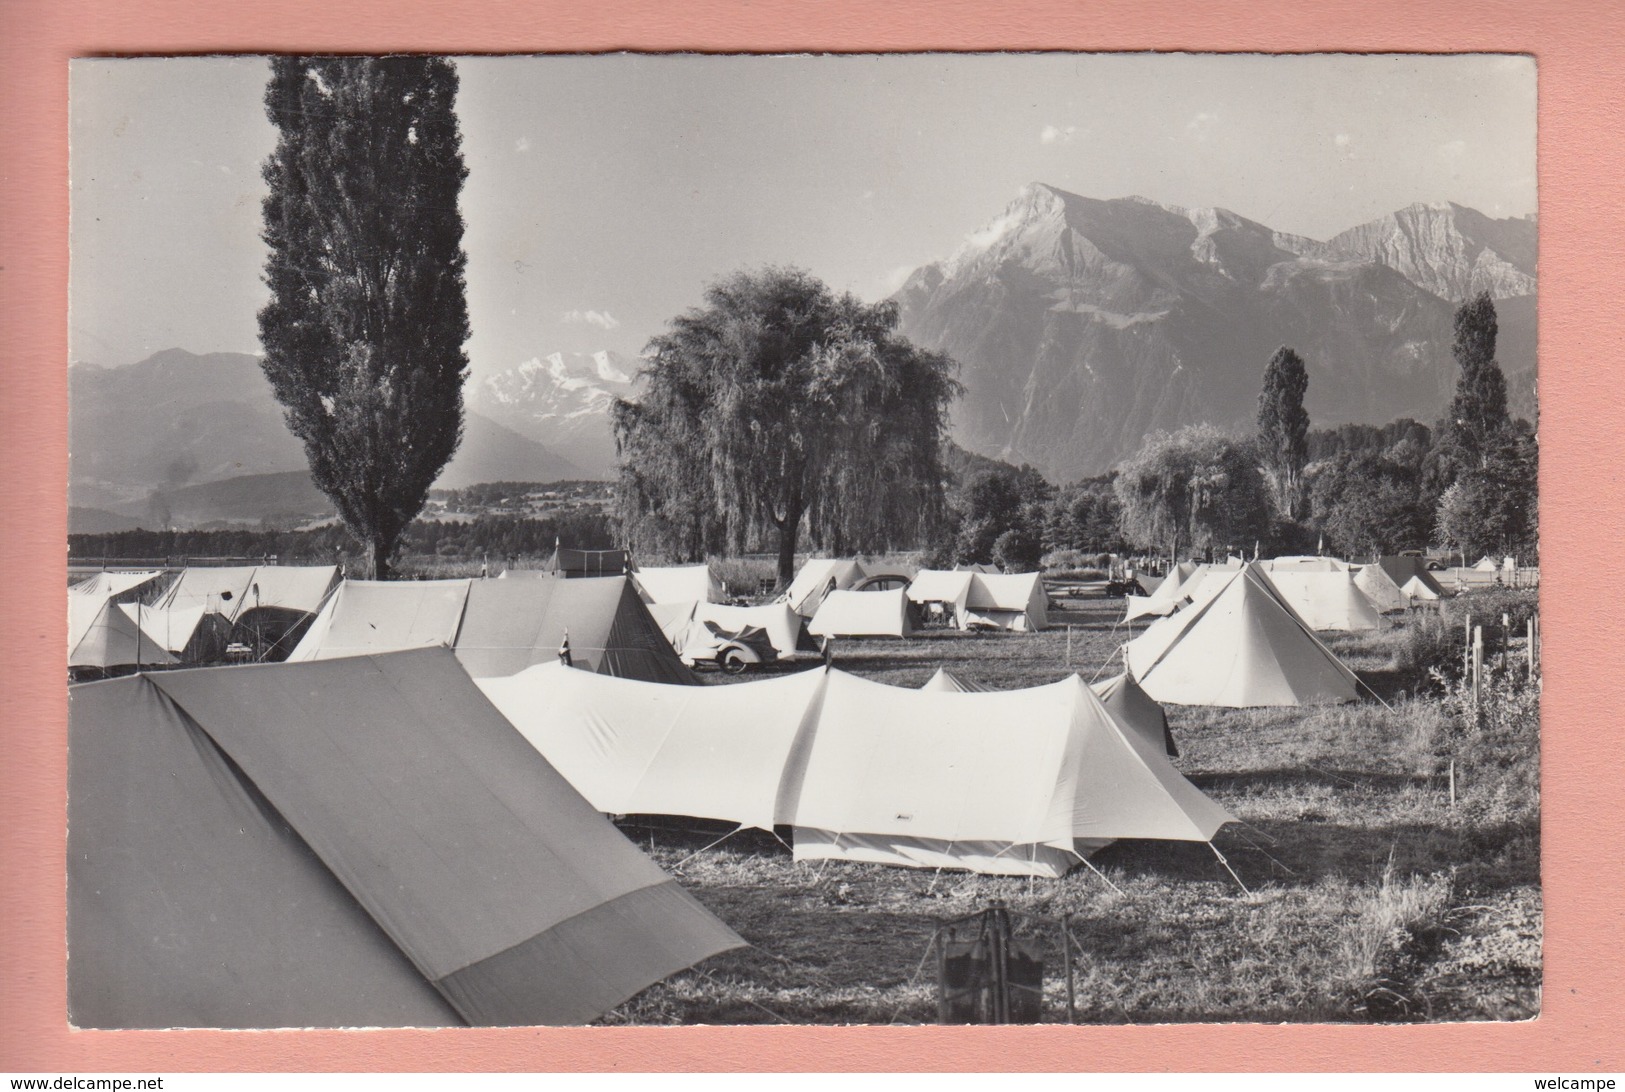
[782,559,866,616]
[905,570,975,610]
[630,565,722,605]
[918,668,989,693]
[153,566,262,622]
[964,571,1049,631]
[68,596,177,668]
[1352,564,1409,613]
[119,602,210,655]
[70,570,165,601]
[1263,556,1350,572]
[239,565,340,615]
[478,663,1233,878]
[807,587,913,638]
[1127,565,1361,707]
[1401,574,1442,601]
[288,580,472,661]
[1261,570,1386,632]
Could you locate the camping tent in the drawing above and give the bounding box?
[650,600,804,660]
[289,576,695,684]
[1376,556,1446,598]
[782,558,866,617]
[1258,570,1385,632]
[1262,556,1349,572]
[119,602,211,657]
[152,566,262,622]
[1351,564,1409,613]
[963,572,1049,631]
[1127,564,1362,707]
[68,649,741,1029]
[69,570,164,602]
[68,596,178,670]
[905,570,976,628]
[545,546,630,578]
[918,668,989,693]
[807,587,914,638]
[1401,575,1442,602]
[919,669,1178,757]
[479,663,1233,878]
[630,565,723,605]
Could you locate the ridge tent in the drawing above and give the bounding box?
[905,570,976,628]
[807,587,914,638]
[1401,575,1442,602]
[288,576,694,683]
[651,600,803,661]
[230,565,341,660]
[782,558,866,617]
[1257,570,1385,632]
[1474,555,1500,571]
[68,596,178,670]
[789,671,1230,877]
[1127,565,1362,707]
[1376,556,1446,598]
[68,649,741,1029]
[478,664,1233,879]
[964,572,1050,632]
[1352,564,1409,614]
[69,570,165,602]
[288,579,472,661]
[953,562,1001,575]
[1091,672,1179,758]
[455,576,695,683]
[630,565,723,605]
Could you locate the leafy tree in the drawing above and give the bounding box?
[992,526,1043,572]
[258,56,470,579]
[1113,424,1270,561]
[1045,476,1124,554]
[1256,346,1310,518]
[1433,421,1538,562]
[613,267,961,586]
[1306,451,1430,558]
[950,463,1052,564]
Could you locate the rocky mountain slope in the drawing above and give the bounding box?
[892,184,1536,481]
[464,350,637,478]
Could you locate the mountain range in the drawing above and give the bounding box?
[891,184,1536,480]
[69,349,587,530]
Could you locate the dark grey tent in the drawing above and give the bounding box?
[68,649,742,1029]
[1376,555,1446,598]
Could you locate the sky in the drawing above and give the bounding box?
[69,53,1536,379]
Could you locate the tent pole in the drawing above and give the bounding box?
[1075,852,1123,896]
[1209,842,1251,896]
[672,824,744,870]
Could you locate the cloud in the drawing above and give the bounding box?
[1039,124,1078,146]
[515,136,532,153]
[562,309,621,331]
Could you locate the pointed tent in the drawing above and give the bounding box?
[1127,565,1361,707]
[288,579,472,661]
[1126,562,1202,621]
[68,649,742,1028]
[1352,563,1409,614]
[807,587,914,638]
[68,596,178,670]
[1401,574,1442,602]
[1092,672,1179,757]
[479,664,1233,879]
[1376,556,1446,598]
[630,565,723,605]
[119,601,211,657]
[1258,570,1385,632]
[918,667,989,693]
[782,558,866,617]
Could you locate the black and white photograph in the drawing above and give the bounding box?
[66,52,1539,1029]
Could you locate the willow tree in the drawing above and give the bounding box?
[1256,345,1309,519]
[1113,424,1270,562]
[613,267,961,587]
[257,56,470,579]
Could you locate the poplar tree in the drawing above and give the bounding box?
[1256,345,1310,519]
[1439,291,1510,473]
[258,56,470,579]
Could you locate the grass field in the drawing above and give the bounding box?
[601,594,1541,1026]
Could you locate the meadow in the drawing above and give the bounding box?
[600,593,1541,1026]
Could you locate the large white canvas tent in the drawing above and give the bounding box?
[68,649,742,1028]
[807,587,914,638]
[1127,565,1362,707]
[631,565,723,605]
[69,570,164,602]
[289,575,695,684]
[1258,570,1385,632]
[479,663,1232,878]
[68,596,178,670]
[907,570,1048,631]
[1125,562,1197,621]
[1352,563,1409,613]
[782,558,866,617]
[918,668,989,693]
[650,600,804,660]
[119,602,210,657]
[152,566,262,622]
[920,669,1178,758]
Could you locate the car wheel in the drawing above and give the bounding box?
[721,648,750,675]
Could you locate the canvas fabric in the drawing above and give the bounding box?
[288,579,472,661]
[119,602,210,656]
[631,565,722,605]
[1401,575,1442,601]
[807,587,914,637]
[1352,564,1409,613]
[782,558,866,616]
[1377,556,1446,597]
[1261,570,1385,632]
[67,650,741,1029]
[68,596,178,668]
[69,570,165,601]
[153,566,262,621]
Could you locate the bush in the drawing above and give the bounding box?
[1041,549,1088,571]
[992,527,1043,573]
[1394,610,1466,692]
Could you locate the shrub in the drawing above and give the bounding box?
[1041,549,1088,571]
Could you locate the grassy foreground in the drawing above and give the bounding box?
[599,595,1540,1026]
